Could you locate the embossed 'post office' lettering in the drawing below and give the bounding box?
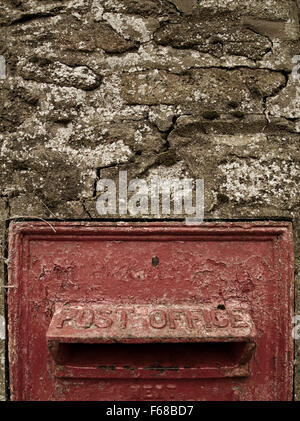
[54,305,251,331]
[201,309,212,329]
[76,309,94,329]
[168,310,184,329]
[149,310,168,329]
[120,309,134,329]
[185,310,202,329]
[94,310,113,328]
[55,307,79,329]
[210,310,229,328]
[228,310,249,328]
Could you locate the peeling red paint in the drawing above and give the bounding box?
[8,222,294,400]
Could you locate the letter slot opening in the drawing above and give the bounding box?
[49,340,256,379]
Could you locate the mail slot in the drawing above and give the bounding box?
[8,222,293,400]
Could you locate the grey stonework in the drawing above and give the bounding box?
[0,0,299,400]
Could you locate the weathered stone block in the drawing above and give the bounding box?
[20,60,101,91]
[154,21,271,60]
[267,78,300,120]
[121,69,286,113]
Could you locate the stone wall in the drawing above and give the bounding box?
[0,0,299,400]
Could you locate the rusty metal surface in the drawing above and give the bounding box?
[8,222,294,400]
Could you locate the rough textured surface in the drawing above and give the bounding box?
[0,0,299,400]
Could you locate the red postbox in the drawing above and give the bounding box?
[8,222,294,400]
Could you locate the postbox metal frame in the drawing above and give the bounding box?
[7,221,294,401]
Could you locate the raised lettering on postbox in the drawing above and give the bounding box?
[53,305,250,331]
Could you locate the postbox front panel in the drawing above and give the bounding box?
[8,222,293,401]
